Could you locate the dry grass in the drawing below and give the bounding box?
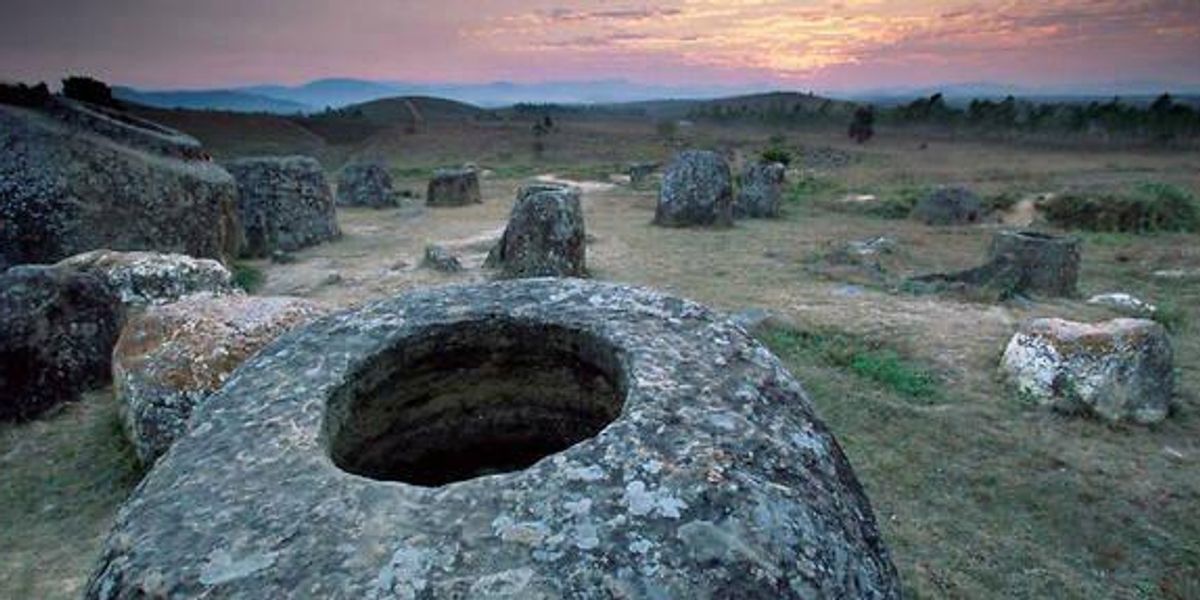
[2,117,1199,598]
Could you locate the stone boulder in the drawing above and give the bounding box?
[88,279,900,598]
[735,161,786,219]
[226,156,340,258]
[420,245,463,273]
[54,250,237,308]
[655,150,733,227]
[0,266,123,421]
[491,183,587,278]
[0,97,240,270]
[426,167,481,207]
[1001,318,1173,424]
[114,295,329,464]
[336,163,397,208]
[913,185,984,225]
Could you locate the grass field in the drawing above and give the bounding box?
[2,111,1198,598]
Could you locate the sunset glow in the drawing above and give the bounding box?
[1,0,1197,90]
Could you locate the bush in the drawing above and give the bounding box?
[849,106,875,143]
[231,262,265,293]
[865,187,923,219]
[1042,183,1199,233]
[62,76,119,108]
[0,81,51,107]
[761,147,793,166]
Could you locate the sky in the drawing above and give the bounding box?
[0,0,1197,92]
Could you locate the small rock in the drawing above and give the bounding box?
[1153,268,1200,281]
[323,272,343,286]
[1001,318,1173,424]
[421,245,463,273]
[270,250,297,264]
[1088,293,1157,316]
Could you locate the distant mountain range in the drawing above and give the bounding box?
[113,78,1200,114]
[114,78,772,114]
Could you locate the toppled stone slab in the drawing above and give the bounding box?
[0,97,240,269]
[54,249,237,308]
[420,245,463,273]
[734,161,786,219]
[114,295,329,464]
[337,163,397,208]
[913,185,984,225]
[0,265,123,421]
[226,156,341,258]
[655,150,733,227]
[491,183,587,279]
[88,279,900,599]
[909,230,1080,299]
[1088,293,1157,316]
[1001,318,1173,424]
[426,167,482,207]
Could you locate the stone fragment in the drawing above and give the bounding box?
[336,163,397,208]
[53,249,236,308]
[491,183,586,278]
[734,161,786,218]
[913,185,984,225]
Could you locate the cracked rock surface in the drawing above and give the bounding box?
[88,279,900,599]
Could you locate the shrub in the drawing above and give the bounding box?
[865,187,923,219]
[655,119,678,140]
[1042,183,1199,233]
[0,81,51,107]
[231,262,265,293]
[761,147,793,166]
[62,76,119,108]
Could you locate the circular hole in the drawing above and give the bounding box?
[324,319,625,487]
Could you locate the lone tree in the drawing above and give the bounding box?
[61,76,119,108]
[849,105,875,143]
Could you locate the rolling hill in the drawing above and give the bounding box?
[113,87,311,114]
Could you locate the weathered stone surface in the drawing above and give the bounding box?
[54,250,237,308]
[913,185,984,225]
[420,245,463,273]
[735,161,786,219]
[492,183,587,279]
[655,150,733,227]
[88,279,900,599]
[0,97,240,270]
[1001,318,1173,424]
[336,163,397,208]
[426,168,481,207]
[0,266,123,421]
[225,156,340,258]
[114,295,329,464]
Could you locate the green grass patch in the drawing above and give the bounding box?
[865,186,924,219]
[231,262,265,293]
[787,173,843,204]
[758,326,939,399]
[1042,182,1200,233]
